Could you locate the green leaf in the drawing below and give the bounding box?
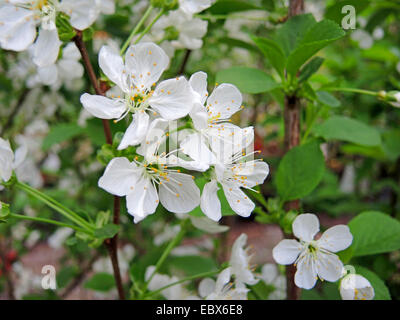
[251,36,286,77]
[275,14,317,57]
[216,66,280,94]
[219,37,259,53]
[167,256,218,276]
[382,129,400,161]
[299,57,324,82]
[286,19,345,77]
[42,123,85,151]
[349,211,400,257]
[209,0,261,15]
[276,141,325,201]
[313,116,381,147]
[316,91,340,107]
[84,273,116,292]
[94,224,120,240]
[353,265,391,300]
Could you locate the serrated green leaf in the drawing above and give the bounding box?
[276,141,325,201]
[286,19,345,77]
[313,116,381,147]
[349,211,400,257]
[84,273,115,292]
[316,91,340,107]
[251,36,286,77]
[299,57,324,82]
[94,224,120,239]
[42,123,85,151]
[216,66,280,94]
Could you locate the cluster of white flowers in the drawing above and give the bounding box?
[0,0,114,89]
[148,0,213,56]
[80,41,269,223]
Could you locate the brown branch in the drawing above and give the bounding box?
[73,30,125,300]
[60,252,101,299]
[178,50,192,75]
[283,0,304,301]
[0,88,30,137]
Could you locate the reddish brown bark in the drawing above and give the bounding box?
[73,30,124,300]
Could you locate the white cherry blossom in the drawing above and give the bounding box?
[340,274,374,300]
[260,263,286,300]
[80,42,194,150]
[199,267,248,300]
[199,144,269,221]
[0,0,61,67]
[273,213,353,290]
[230,233,258,288]
[98,122,201,223]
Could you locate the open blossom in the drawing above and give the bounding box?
[181,71,255,169]
[80,42,194,150]
[0,0,61,67]
[273,214,353,289]
[199,268,248,300]
[59,0,115,30]
[98,122,200,223]
[260,263,286,300]
[340,274,374,300]
[199,144,269,221]
[229,233,258,288]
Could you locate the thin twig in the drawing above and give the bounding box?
[0,88,30,136]
[73,30,125,300]
[60,252,101,299]
[178,50,192,75]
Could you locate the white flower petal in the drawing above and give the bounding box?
[215,267,231,293]
[200,180,222,221]
[99,45,127,90]
[126,176,159,222]
[32,29,61,67]
[199,278,215,298]
[125,42,169,90]
[179,0,213,15]
[62,0,98,30]
[80,93,126,119]
[222,183,255,217]
[181,132,216,167]
[0,138,14,182]
[159,172,200,214]
[315,251,343,282]
[149,77,193,120]
[189,216,229,234]
[340,274,374,300]
[37,64,58,85]
[272,239,303,265]
[294,254,318,289]
[189,103,208,130]
[0,5,36,51]
[189,71,208,104]
[292,213,320,242]
[98,157,141,196]
[118,112,150,150]
[317,225,353,253]
[207,83,242,120]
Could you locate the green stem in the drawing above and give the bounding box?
[145,270,220,298]
[301,106,324,143]
[15,181,95,232]
[324,87,379,96]
[9,213,92,235]
[120,5,154,55]
[143,219,189,293]
[133,9,166,45]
